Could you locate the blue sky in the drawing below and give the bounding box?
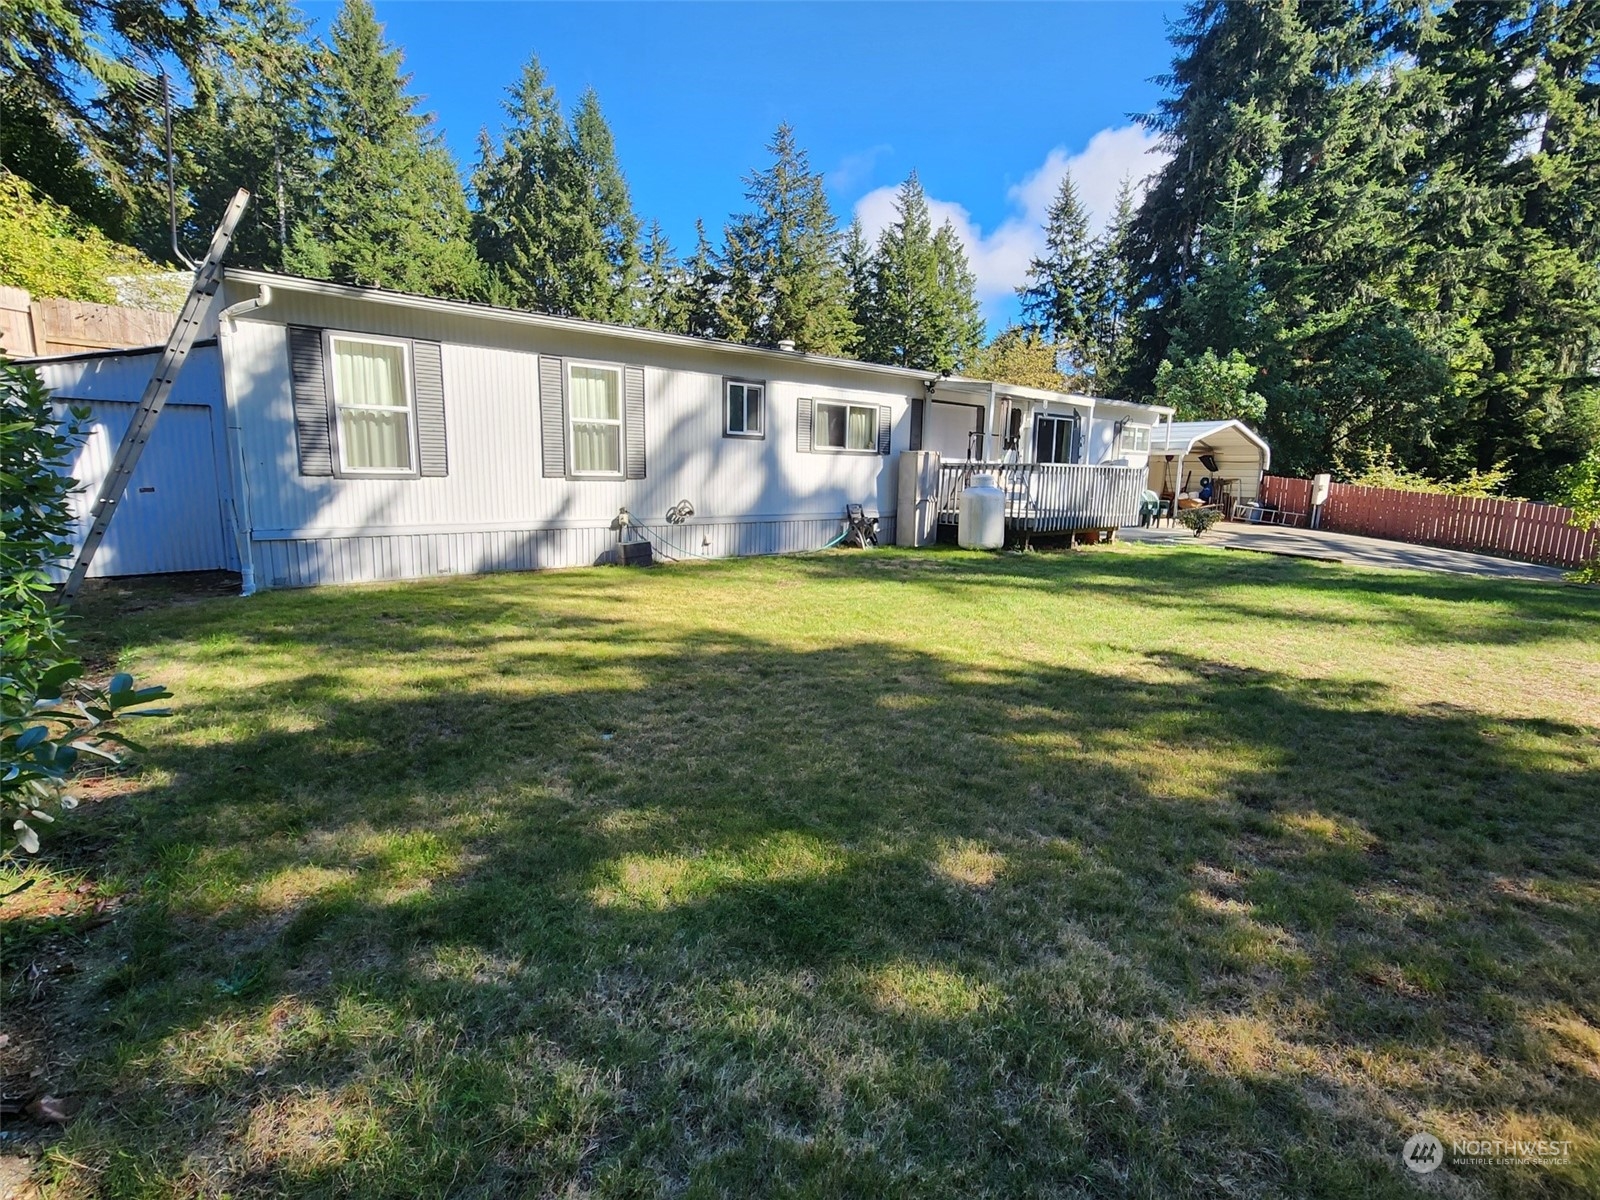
[303,2,1183,324]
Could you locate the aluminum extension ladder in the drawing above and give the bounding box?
[56,189,250,604]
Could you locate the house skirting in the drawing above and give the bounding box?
[252,515,894,589]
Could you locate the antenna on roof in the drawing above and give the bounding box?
[124,56,196,270]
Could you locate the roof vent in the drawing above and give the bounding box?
[777,338,797,352]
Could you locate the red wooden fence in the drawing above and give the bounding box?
[1258,476,1598,570]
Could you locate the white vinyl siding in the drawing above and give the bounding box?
[815,400,877,452]
[725,380,764,437]
[330,335,415,474]
[568,361,624,476]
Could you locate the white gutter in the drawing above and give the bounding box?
[216,285,271,596]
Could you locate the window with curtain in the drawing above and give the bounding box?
[568,363,623,475]
[1121,424,1150,453]
[331,336,414,473]
[815,400,877,451]
[725,380,764,437]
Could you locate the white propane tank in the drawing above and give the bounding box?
[958,473,1006,550]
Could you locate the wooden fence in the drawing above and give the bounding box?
[1259,475,1597,569]
[0,287,175,358]
[937,461,1147,534]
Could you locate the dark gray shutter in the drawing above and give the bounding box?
[539,355,566,478]
[877,405,892,455]
[623,365,646,480]
[909,397,924,451]
[796,397,812,453]
[412,340,448,477]
[288,325,333,476]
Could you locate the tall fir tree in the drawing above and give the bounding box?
[863,173,983,371]
[841,217,875,357]
[1017,169,1097,373]
[183,0,319,270]
[564,88,641,323]
[289,0,480,297]
[471,67,641,320]
[1084,177,1139,395]
[681,219,727,339]
[1408,0,1600,494]
[470,56,569,311]
[638,220,689,333]
[719,124,855,353]
[933,220,985,369]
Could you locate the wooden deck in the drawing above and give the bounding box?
[936,462,1147,535]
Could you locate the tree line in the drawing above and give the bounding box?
[3,0,1597,498]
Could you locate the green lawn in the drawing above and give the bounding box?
[5,545,1599,1197]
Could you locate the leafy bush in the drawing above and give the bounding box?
[3,668,171,853]
[0,171,154,307]
[1,353,170,851]
[1343,445,1514,498]
[1555,452,1600,583]
[1177,506,1224,537]
[1154,348,1267,425]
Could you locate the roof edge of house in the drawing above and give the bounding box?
[225,268,942,386]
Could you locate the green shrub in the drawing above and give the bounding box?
[0,353,170,852]
[1177,506,1224,537]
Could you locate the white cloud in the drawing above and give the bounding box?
[851,125,1168,309]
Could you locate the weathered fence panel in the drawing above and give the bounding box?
[0,288,175,357]
[937,462,1146,534]
[1259,475,1596,569]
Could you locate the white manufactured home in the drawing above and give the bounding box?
[32,270,1180,591]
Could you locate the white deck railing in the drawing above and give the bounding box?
[936,461,1147,533]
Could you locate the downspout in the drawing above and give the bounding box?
[216,284,271,596]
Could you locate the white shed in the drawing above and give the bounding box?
[1147,419,1272,516]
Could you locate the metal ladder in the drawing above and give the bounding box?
[57,189,250,604]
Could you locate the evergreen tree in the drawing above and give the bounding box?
[681,219,726,339]
[638,220,689,333]
[470,56,569,311]
[1125,0,1453,477]
[1409,0,1600,494]
[183,0,319,270]
[841,217,875,357]
[719,124,855,353]
[564,88,641,323]
[1017,169,1097,366]
[1085,177,1139,394]
[863,174,983,371]
[290,0,480,298]
[934,220,985,368]
[471,66,640,320]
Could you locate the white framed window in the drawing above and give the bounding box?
[329,333,416,475]
[1121,424,1151,453]
[567,361,624,476]
[815,400,878,452]
[1035,414,1076,463]
[724,379,765,438]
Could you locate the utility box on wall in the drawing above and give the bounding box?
[897,450,941,547]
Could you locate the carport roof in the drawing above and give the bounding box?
[1152,419,1271,469]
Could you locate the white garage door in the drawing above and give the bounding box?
[63,402,231,576]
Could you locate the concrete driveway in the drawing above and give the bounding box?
[1119,521,1571,582]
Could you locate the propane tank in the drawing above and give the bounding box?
[958,473,1006,550]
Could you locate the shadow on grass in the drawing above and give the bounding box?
[22,556,1600,1198]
